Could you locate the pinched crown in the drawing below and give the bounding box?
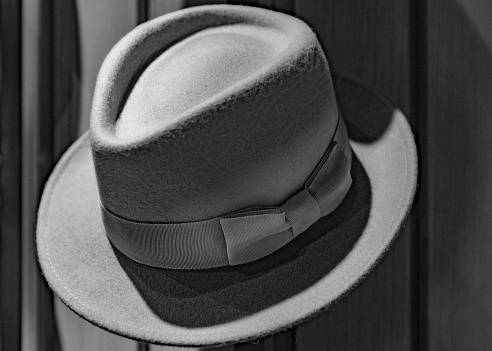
[90,5,341,225]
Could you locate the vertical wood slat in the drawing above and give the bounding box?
[76,0,138,134]
[150,345,201,351]
[425,0,492,350]
[137,0,149,24]
[21,0,42,350]
[234,330,295,351]
[413,0,426,349]
[272,0,294,14]
[186,0,227,7]
[226,0,273,7]
[52,0,81,159]
[149,0,183,19]
[294,1,415,350]
[0,0,22,350]
[36,0,61,349]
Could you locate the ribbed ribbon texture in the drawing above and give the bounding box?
[101,117,352,269]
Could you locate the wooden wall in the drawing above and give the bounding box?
[5,0,491,350]
[425,0,492,349]
[1,1,22,350]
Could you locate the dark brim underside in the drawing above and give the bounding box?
[36,76,418,347]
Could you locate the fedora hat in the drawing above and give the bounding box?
[37,4,417,347]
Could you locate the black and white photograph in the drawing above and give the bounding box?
[0,0,490,350]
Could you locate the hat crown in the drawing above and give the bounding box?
[91,5,340,223]
[116,25,289,139]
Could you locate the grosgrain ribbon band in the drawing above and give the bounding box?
[101,116,352,269]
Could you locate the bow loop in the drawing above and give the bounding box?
[219,212,291,265]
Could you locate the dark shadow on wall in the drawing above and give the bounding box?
[424,0,492,350]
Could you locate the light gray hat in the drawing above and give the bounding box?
[37,4,417,347]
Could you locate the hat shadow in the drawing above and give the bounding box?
[333,74,394,143]
[112,152,371,328]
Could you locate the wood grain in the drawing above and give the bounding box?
[234,330,295,351]
[186,0,227,7]
[425,0,492,349]
[76,0,138,134]
[294,1,415,350]
[21,0,42,349]
[149,0,183,19]
[0,0,22,350]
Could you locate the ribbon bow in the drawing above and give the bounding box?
[101,118,352,269]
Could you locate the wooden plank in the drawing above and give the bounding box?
[137,0,149,24]
[272,0,293,14]
[149,0,183,19]
[294,1,415,350]
[21,0,43,350]
[425,0,492,350]
[150,346,202,351]
[227,0,273,7]
[235,330,295,351]
[76,0,138,134]
[35,0,62,349]
[53,0,81,159]
[185,0,227,7]
[0,0,22,350]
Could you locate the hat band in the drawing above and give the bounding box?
[101,116,352,270]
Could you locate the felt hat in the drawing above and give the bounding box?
[37,4,417,347]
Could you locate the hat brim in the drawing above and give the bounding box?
[37,75,417,347]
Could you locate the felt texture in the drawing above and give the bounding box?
[37,75,418,347]
[101,117,352,269]
[90,5,339,223]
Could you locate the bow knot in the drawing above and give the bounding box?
[217,140,352,265]
[281,188,320,237]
